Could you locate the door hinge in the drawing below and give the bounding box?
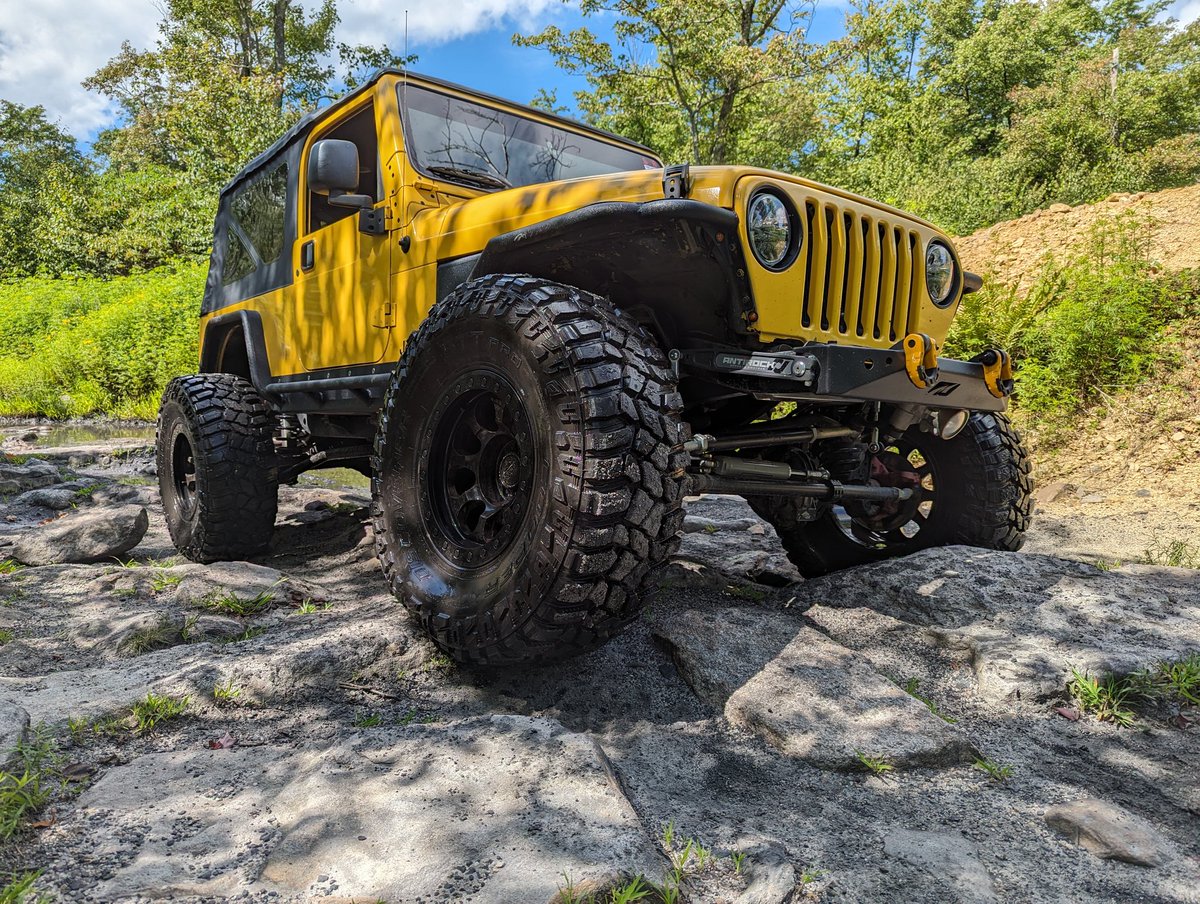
[663,163,691,199]
[359,207,386,236]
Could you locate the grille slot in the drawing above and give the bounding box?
[800,200,917,343]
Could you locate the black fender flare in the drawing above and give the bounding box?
[199,310,274,396]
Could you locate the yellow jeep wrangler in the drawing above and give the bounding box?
[157,68,1032,664]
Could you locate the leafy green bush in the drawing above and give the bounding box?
[0,264,203,418]
[945,214,1197,422]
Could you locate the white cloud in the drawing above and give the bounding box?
[1168,0,1200,23]
[0,0,560,139]
[0,0,160,136]
[335,0,559,49]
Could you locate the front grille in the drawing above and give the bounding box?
[801,200,921,344]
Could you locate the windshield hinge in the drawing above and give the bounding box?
[663,163,691,200]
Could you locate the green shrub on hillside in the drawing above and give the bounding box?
[0,265,203,418]
[946,214,1198,421]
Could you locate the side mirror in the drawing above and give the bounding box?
[308,139,372,209]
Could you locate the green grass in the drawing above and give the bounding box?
[212,679,241,705]
[854,750,894,777]
[0,871,51,904]
[0,733,56,840]
[202,589,274,616]
[214,626,267,644]
[131,693,189,735]
[973,757,1014,783]
[117,618,180,656]
[0,629,13,646]
[1068,656,1200,727]
[150,571,182,593]
[1144,537,1200,569]
[899,677,959,724]
[1069,668,1138,727]
[0,561,21,576]
[0,265,203,418]
[353,713,383,728]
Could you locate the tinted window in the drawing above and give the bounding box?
[222,231,256,285]
[402,85,659,190]
[231,164,288,265]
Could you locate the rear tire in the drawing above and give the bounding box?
[157,374,279,563]
[371,274,688,666]
[749,411,1032,577]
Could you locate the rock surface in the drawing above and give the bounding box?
[725,627,976,769]
[2,427,1200,904]
[8,504,149,565]
[1044,798,1170,867]
[0,699,30,770]
[65,716,661,901]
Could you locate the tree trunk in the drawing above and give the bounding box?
[273,0,288,111]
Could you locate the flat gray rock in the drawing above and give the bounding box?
[651,605,802,708]
[882,829,997,902]
[9,504,148,566]
[725,627,976,769]
[169,561,325,609]
[63,716,661,902]
[1044,798,1169,867]
[0,699,30,771]
[802,547,1200,702]
[732,835,797,904]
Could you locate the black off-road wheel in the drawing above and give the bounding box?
[749,411,1032,577]
[371,274,688,666]
[157,374,279,563]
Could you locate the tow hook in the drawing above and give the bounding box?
[903,332,940,389]
[974,348,1015,398]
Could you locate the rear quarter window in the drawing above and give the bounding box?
[222,164,288,285]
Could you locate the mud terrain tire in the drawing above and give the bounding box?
[372,274,688,666]
[750,411,1032,577]
[157,374,279,563]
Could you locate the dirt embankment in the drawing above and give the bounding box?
[954,184,1200,562]
[955,183,1200,292]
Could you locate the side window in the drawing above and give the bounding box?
[222,163,288,285]
[308,103,379,233]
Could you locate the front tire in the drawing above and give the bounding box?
[749,412,1033,577]
[371,274,688,666]
[157,374,279,563]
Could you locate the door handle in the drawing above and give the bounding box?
[301,240,315,271]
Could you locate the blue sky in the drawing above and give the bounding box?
[0,0,1196,145]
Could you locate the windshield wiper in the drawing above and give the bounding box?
[426,165,512,190]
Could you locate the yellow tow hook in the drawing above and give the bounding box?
[903,333,940,389]
[974,348,1015,398]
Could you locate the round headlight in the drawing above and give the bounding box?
[747,190,798,270]
[925,240,957,306]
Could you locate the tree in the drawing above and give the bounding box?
[0,102,90,277]
[516,1,827,168]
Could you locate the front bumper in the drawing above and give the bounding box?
[680,341,1011,412]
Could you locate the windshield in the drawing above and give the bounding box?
[401,84,660,190]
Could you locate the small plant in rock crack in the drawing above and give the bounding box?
[202,589,274,616]
[730,850,747,875]
[150,571,182,593]
[0,732,57,840]
[0,560,21,575]
[799,865,825,885]
[213,679,241,705]
[608,876,652,903]
[292,598,331,615]
[0,870,52,903]
[1143,537,1200,569]
[854,751,894,777]
[660,820,676,850]
[131,693,189,735]
[0,629,13,646]
[110,556,140,569]
[1069,668,1138,727]
[900,677,958,724]
[973,757,1014,783]
[117,619,180,657]
[353,712,383,728]
[1147,653,1200,706]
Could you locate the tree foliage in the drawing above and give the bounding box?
[522,0,1200,233]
